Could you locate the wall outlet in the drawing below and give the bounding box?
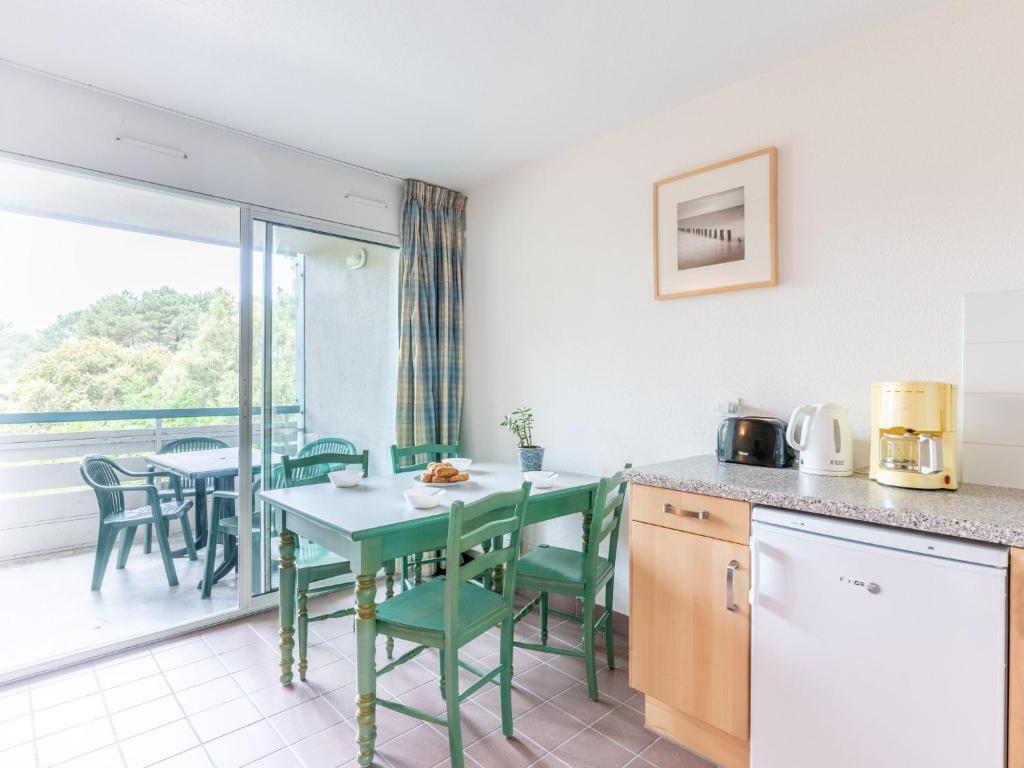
[715,397,743,416]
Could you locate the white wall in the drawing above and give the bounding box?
[0,63,401,237]
[963,289,1024,489]
[304,241,400,475]
[463,0,1024,613]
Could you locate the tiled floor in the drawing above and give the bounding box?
[0,542,237,677]
[0,585,716,768]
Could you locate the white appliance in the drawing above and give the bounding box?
[785,402,853,476]
[750,506,1007,768]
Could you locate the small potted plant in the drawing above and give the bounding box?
[501,407,544,471]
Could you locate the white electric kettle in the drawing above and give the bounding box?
[786,403,853,477]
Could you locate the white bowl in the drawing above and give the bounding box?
[446,458,473,472]
[404,488,446,509]
[329,470,362,488]
[523,471,559,489]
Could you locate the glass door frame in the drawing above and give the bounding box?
[238,207,399,610]
[0,148,398,678]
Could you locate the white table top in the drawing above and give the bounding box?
[259,463,601,541]
[148,448,280,479]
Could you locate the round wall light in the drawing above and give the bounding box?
[346,248,367,270]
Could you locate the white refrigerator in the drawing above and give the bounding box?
[750,506,1007,768]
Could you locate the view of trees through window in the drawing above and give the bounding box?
[0,209,299,432]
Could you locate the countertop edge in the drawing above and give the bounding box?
[623,467,1024,548]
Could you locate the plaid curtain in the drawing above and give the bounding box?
[395,179,466,460]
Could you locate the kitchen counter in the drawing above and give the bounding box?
[624,454,1024,547]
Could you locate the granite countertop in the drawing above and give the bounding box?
[624,454,1024,547]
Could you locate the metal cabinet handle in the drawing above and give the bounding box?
[662,502,710,520]
[726,560,740,612]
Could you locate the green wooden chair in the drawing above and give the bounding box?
[144,436,228,554]
[389,441,463,474]
[80,454,198,590]
[512,466,630,700]
[373,482,531,768]
[390,441,462,585]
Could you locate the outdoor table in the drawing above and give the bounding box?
[258,462,600,767]
[147,447,279,585]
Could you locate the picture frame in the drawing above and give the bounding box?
[653,146,777,300]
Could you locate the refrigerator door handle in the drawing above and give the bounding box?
[726,559,740,612]
[749,536,760,605]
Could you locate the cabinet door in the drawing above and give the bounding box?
[630,520,750,740]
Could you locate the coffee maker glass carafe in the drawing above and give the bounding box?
[878,431,944,475]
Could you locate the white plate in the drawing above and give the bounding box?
[414,477,471,487]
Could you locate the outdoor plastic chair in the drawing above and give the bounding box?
[80,454,197,590]
[144,436,228,554]
[291,436,358,481]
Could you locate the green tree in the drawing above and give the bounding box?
[12,337,167,413]
[156,290,240,408]
[42,287,218,352]
[0,321,35,407]
[4,283,301,422]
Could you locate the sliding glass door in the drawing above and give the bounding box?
[0,155,244,677]
[0,153,399,678]
[248,217,399,598]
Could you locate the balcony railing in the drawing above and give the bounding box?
[0,406,301,563]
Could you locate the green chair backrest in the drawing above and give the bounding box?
[293,437,359,481]
[160,436,229,453]
[584,465,631,579]
[390,442,462,474]
[80,454,126,522]
[158,436,228,490]
[280,450,370,487]
[443,483,531,640]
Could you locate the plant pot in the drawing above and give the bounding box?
[517,446,545,471]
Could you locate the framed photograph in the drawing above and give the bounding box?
[653,146,777,300]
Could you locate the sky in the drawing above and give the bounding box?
[0,211,240,331]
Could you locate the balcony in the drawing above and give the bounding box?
[0,406,299,679]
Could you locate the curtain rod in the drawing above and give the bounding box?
[0,57,406,184]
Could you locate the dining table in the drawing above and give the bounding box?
[258,462,601,767]
[147,447,280,586]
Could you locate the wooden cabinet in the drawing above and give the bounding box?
[629,486,751,768]
[630,484,750,545]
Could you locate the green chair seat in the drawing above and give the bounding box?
[376,577,507,639]
[517,545,613,590]
[108,499,193,527]
[216,516,348,574]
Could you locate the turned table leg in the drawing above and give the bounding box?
[278,529,297,685]
[355,569,379,766]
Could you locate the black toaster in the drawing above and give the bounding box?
[716,417,794,468]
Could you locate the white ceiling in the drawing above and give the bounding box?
[1,1,941,191]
